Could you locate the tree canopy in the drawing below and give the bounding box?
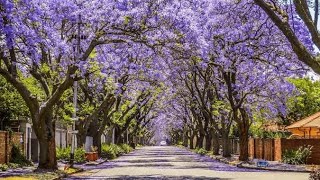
[0,0,319,169]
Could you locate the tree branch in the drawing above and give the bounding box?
[254,0,320,74]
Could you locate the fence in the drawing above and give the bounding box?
[249,138,320,164]
[0,131,25,164]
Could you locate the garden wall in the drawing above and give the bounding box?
[280,139,320,164]
[248,138,274,161]
[0,131,25,164]
[249,138,320,164]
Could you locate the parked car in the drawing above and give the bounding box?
[160,141,167,146]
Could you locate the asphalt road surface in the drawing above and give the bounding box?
[66,146,309,180]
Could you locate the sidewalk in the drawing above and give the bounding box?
[0,161,92,179]
[181,145,315,173]
[209,154,317,173]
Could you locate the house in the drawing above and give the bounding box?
[286,112,320,138]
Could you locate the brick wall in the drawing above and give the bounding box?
[0,131,25,164]
[263,139,274,161]
[255,139,264,159]
[249,138,320,164]
[281,139,320,164]
[274,138,282,161]
[248,138,274,161]
[248,138,254,159]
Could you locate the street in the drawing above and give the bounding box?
[66,146,309,180]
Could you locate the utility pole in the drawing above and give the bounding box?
[70,14,81,167]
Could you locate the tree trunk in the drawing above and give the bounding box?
[189,132,195,149]
[76,131,86,149]
[220,115,232,157]
[175,131,180,144]
[115,135,122,144]
[35,113,57,170]
[196,134,204,148]
[238,109,250,161]
[212,132,220,155]
[222,132,231,157]
[183,128,188,147]
[239,126,249,161]
[114,127,123,145]
[205,133,212,151]
[129,134,136,149]
[92,132,102,155]
[38,136,57,170]
[87,121,102,154]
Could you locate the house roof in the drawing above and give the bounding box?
[286,112,320,129]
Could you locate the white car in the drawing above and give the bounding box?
[160,141,167,146]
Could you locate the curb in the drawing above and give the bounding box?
[84,158,109,166]
[176,146,311,173]
[210,156,311,173]
[237,165,311,173]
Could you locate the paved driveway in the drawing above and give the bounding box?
[66,146,309,180]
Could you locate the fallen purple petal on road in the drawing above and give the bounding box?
[65,146,308,180]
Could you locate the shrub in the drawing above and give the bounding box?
[252,130,290,139]
[74,147,86,163]
[7,163,21,169]
[0,164,8,171]
[56,146,71,161]
[112,144,125,156]
[101,144,131,159]
[101,144,117,159]
[310,169,320,180]
[119,144,133,154]
[56,146,86,163]
[176,141,185,148]
[195,148,207,156]
[108,144,124,156]
[10,144,32,166]
[282,145,313,165]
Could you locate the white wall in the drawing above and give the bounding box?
[85,136,93,152]
[55,129,67,148]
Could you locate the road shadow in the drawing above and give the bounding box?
[66,175,231,179]
[113,163,174,167]
[0,169,34,178]
[75,148,264,172]
[114,159,170,163]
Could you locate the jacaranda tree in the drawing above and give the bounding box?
[0,0,176,169]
